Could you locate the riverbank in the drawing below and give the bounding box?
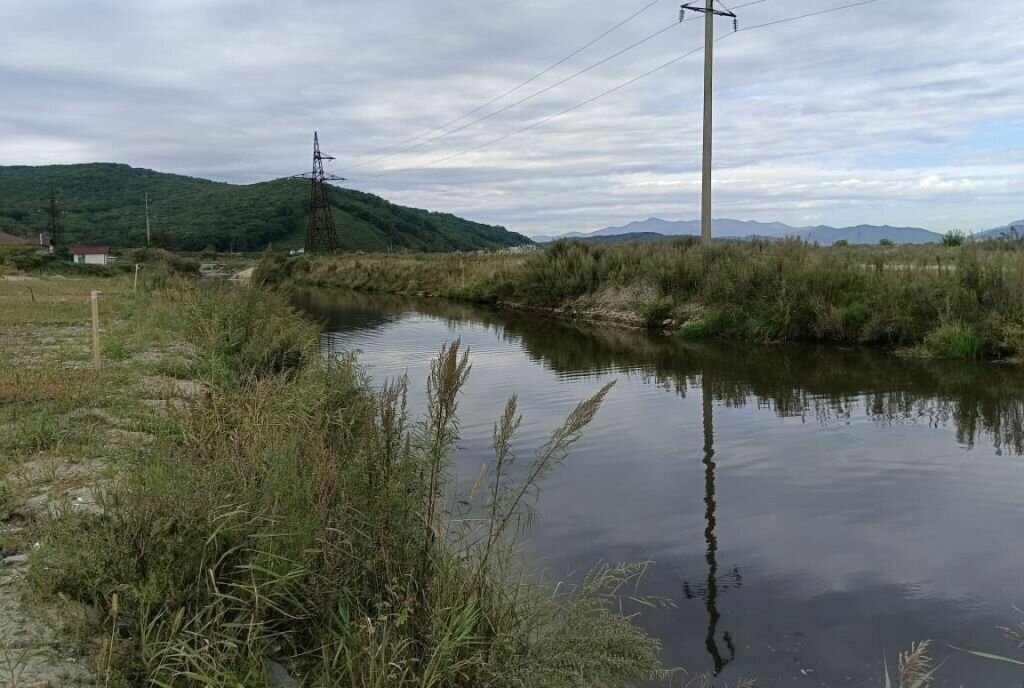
[256,239,1024,360]
[1,274,666,687]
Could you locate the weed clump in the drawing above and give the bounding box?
[35,286,666,688]
[640,299,673,328]
[923,323,992,360]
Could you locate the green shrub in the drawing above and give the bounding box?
[678,311,730,339]
[120,247,199,275]
[839,302,869,335]
[252,252,293,287]
[639,299,673,328]
[184,286,317,381]
[924,322,992,359]
[0,245,115,276]
[942,230,967,247]
[0,245,54,271]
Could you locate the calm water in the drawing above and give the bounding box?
[295,290,1024,687]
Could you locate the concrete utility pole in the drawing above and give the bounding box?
[145,192,152,246]
[47,188,63,249]
[681,2,737,247]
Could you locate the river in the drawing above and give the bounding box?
[295,290,1024,687]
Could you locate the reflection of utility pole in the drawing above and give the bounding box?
[684,374,741,677]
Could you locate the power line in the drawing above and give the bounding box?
[715,0,771,13]
[344,20,687,172]
[689,0,769,20]
[355,0,880,181]
[359,45,705,179]
[739,0,878,31]
[380,0,665,150]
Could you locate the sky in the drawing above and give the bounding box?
[2,0,1023,238]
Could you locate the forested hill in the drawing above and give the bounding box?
[0,163,532,252]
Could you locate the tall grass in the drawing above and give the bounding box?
[34,286,666,687]
[259,239,1024,359]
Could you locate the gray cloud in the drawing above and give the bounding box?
[1,0,1022,236]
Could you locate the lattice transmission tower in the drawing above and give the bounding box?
[298,132,345,253]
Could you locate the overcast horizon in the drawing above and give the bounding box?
[2,0,1023,237]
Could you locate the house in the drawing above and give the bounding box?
[69,246,112,265]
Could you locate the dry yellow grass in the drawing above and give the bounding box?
[0,274,132,327]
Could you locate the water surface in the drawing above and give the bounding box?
[296,290,1024,687]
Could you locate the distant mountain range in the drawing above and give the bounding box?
[532,217,1024,246]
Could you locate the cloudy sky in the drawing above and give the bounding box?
[2,0,1023,237]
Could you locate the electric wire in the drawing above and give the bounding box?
[382,0,664,149]
[355,0,880,181]
[344,19,686,172]
[739,0,878,31]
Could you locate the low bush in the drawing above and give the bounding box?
[942,230,967,247]
[924,322,993,360]
[120,247,199,275]
[0,245,116,275]
[639,299,673,328]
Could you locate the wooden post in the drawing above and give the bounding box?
[91,291,101,369]
[133,264,140,293]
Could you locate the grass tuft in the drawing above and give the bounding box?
[923,323,990,360]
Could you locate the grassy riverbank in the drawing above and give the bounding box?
[2,275,666,687]
[257,239,1024,360]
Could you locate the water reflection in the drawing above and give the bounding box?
[684,376,741,675]
[297,290,1024,457]
[295,290,1024,686]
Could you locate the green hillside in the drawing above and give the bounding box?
[0,163,532,252]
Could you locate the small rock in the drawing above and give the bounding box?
[173,379,210,399]
[64,408,123,426]
[106,428,156,445]
[662,318,676,328]
[85,604,105,626]
[142,398,189,413]
[266,661,298,688]
[3,554,29,566]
